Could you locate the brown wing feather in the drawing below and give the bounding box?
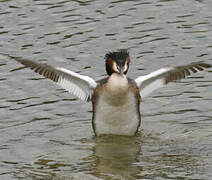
[14,58,97,102]
[135,61,211,99]
[165,62,211,84]
[16,59,61,83]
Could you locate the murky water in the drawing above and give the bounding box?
[0,0,212,179]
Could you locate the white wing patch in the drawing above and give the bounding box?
[135,68,171,87]
[135,68,172,99]
[138,78,165,99]
[15,59,97,102]
[135,62,211,100]
[56,67,97,101]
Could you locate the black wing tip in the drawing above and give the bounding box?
[16,58,35,64]
[192,61,212,68]
[201,63,212,68]
[165,61,211,84]
[14,58,50,70]
[12,57,34,66]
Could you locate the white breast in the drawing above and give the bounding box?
[93,74,140,136]
[94,91,140,136]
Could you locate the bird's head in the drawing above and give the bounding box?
[105,49,130,76]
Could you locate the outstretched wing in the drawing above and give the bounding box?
[135,62,211,99]
[15,58,97,102]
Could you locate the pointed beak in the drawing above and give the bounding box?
[117,66,125,74]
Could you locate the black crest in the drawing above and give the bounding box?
[105,49,129,76]
[105,49,129,63]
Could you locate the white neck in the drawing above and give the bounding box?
[105,73,128,95]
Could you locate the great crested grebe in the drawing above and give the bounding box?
[15,50,211,136]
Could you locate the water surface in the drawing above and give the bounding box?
[0,0,212,179]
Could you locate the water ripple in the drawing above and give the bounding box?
[0,0,212,179]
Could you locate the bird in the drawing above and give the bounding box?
[14,50,211,136]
